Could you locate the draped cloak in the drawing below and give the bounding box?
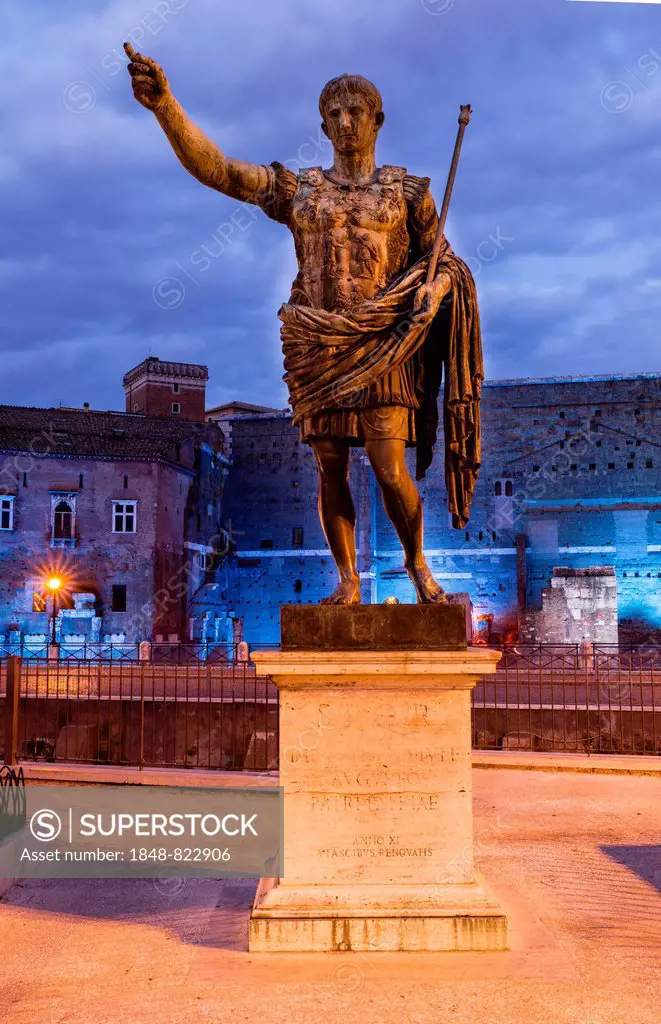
[278,246,484,530]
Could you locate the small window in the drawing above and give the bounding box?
[478,531,483,541]
[646,460,653,469]
[32,590,47,612]
[172,402,180,414]
[198,551,213,573]
[123,474,128,489]
[53,500,73,539]
[505,481,513,497]
[292,526,304,548]
[589,463,596,471]
[0,496,15,530]
[570,464,577,472]
[559,411,565,419]
[112,584,127,612]
[259,539,274,550]
[173,383,180,394]
[112,500,137,533]
[608,462,615,470]
[294,579,303,594]
[22,472,27,487]
[133,404,139,412]
[594,409,601,417]
[79,473,84,489]
[627,462,634,470]
[494,481,502,496]
[532,465,540,473]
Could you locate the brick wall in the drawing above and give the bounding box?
[126,380,206,422]
[0,444,228,642]
[219,374,661,644]
[0,456,160,639]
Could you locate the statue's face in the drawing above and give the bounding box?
[321,94,383,153]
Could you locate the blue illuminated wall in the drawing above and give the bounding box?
[220,374,661,644]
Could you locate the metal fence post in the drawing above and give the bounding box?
[139,662,145,771]
[4,655,21,765]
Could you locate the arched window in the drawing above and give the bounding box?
[53,501,72,539]
[505,481,513,497]
[494,481,502,496]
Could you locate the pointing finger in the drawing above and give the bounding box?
[124,44,160,75]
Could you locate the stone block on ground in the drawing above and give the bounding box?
[54,724,99,761]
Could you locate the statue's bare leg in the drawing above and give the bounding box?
[365,438,448,604]
[311,439,361,605]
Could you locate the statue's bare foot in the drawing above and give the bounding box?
[407,563,449,604]
[320,575,361,605]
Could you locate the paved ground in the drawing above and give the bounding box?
[0,768,659,1024]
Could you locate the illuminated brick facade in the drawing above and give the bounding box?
[219,373,661,645]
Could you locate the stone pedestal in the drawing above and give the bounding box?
[249,607,506,953]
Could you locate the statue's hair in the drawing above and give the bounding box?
[319,74,383,119]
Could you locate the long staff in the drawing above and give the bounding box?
[425,104,472,284]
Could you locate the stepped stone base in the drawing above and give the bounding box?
[249,607,506,953]
[249,873,507,952]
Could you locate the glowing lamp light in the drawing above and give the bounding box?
[46,577,62,591]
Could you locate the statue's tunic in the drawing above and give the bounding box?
[256,163,439,445]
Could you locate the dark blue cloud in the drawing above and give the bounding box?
[2,0,661,410]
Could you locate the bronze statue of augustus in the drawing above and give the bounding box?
[125,45,484,606]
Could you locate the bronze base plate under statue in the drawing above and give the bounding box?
[249,604,507,953]
[280,603,468,651]
[282,602,468,651]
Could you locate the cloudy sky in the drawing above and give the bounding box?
[2,0,661,411]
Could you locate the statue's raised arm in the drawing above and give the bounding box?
[124,43,270,204]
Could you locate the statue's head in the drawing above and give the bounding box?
[319,74,384,154]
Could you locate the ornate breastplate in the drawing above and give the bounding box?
[289,166,411,311]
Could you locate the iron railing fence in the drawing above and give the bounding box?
[473,643,661,754]
[0,657,278,771]
[0,641,281,663]
[1,644,660,766]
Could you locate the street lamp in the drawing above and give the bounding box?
[46,576,62,647]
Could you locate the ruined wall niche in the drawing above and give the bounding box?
[519,567,618,645]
